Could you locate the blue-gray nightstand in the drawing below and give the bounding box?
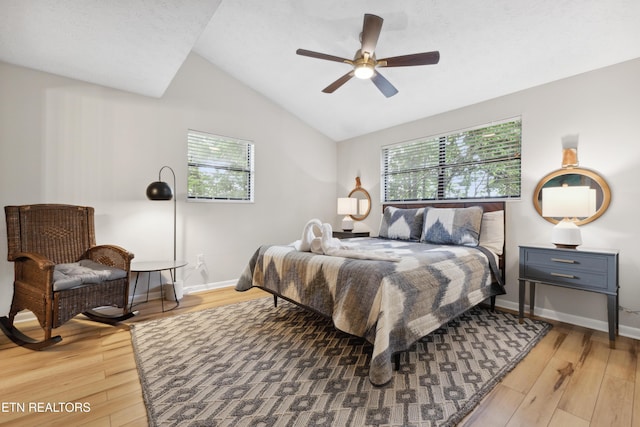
[518,245,619,347]
[332,231,370,239]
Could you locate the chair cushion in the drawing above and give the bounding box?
[53,260,127,291]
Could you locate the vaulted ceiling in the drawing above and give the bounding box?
[2,0,639,141]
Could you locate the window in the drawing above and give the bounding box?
[381,118,521,202]
[187,130,255,202]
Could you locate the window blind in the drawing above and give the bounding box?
[382,118,521,202]
[187,130,255,201]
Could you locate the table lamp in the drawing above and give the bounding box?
[337,197,358,231]
[542,185,591,248]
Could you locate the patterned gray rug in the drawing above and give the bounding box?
[131,297,551,427]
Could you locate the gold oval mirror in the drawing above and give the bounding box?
[348,177,371,221]
[533,167,611,225]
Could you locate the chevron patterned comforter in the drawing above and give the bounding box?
[236,237,505,386]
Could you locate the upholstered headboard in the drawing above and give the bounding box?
[382,201,506,273]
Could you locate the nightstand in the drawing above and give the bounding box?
[332,231,370,239]
[519,245,619,347]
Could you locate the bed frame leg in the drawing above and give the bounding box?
[273,295,278,307]
[394,353,401,370]
[490,295,496,312]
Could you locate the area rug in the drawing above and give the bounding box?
[131,297,551,427]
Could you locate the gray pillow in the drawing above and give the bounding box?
[378,207,425,241]
[421,206,483,246]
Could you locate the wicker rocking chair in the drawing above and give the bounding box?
[1,204,135,350]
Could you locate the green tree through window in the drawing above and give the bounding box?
[382,118,521,202]
[187,130,254,201]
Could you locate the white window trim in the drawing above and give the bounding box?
[381,117,522,203]
[187,129,255,203]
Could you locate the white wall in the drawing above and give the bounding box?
[338,58,640,336]
[0,54,337,314]
[2,50,639,337]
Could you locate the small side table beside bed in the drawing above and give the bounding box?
[518,245,619,348]
[332,231,370,239]
[130,260,188,312]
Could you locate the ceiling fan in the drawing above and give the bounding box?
[296,13,440,98]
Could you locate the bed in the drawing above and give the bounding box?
[236,201,506,386]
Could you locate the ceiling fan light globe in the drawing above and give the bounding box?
[354,65,374,79]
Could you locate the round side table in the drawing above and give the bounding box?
[130,260,188,312]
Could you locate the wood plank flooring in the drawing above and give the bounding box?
[0,287,637,426]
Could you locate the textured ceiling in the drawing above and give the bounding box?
[1,0,639,141]
[0,0,222,97]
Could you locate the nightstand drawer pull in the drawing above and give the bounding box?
[550,272,576,279]
[550,258,577,264]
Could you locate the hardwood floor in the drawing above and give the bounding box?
[0,287,637,426]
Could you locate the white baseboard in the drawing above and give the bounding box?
[496,299,640,341]
[183,279,237,294]
[14,311,39,324]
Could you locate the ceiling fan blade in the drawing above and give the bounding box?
[378,51,440,67]
[361,14,383,55]
[296,48,351,64]
[322,71,355,93]
[371,72,398,98]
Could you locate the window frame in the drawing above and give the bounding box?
[381,117,522,203]
[187,129,255,203]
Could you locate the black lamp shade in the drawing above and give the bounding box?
[146,181,173,200]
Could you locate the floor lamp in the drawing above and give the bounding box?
[146,166,177,277]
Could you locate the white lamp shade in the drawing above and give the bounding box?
[337,197,358,215]
[542,186,591,218]
[359,198,370,215]
[542,185,591,248]
[589,189,597,216]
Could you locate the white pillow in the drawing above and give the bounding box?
[479,210,504,255]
